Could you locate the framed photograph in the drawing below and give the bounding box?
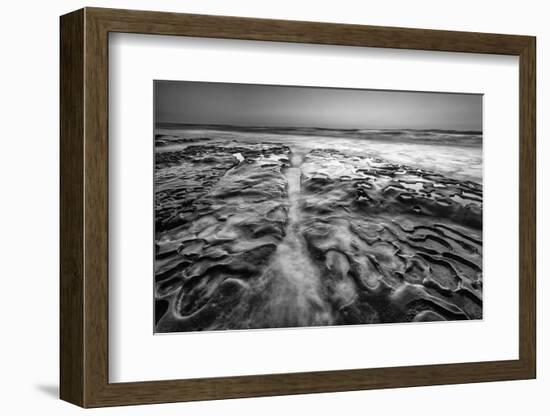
[60,7,536,408]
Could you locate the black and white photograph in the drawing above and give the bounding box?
[154,81,483,333]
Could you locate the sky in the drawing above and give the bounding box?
[155,80,482,131]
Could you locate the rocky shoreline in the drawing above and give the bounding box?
[154,138,482,332]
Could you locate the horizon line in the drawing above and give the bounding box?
[154,121,482,134]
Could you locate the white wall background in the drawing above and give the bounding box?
[0,0,545,414]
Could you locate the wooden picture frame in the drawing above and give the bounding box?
[60,7,536,408]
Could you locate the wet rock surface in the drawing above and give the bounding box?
[155,140,292,332]
[154,139,482,332]
[300,149,482,325]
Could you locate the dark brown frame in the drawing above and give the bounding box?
[60,7,536,408]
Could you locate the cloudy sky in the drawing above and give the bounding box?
[155,80,482,131]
